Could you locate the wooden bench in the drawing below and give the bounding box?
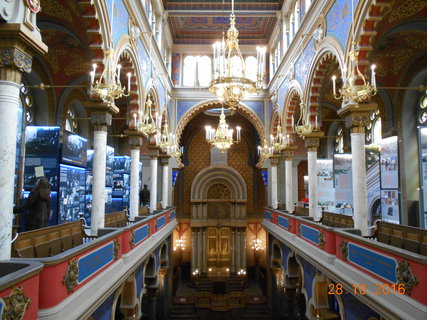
[294,206,309,216]
[104,211,131,228]
[139,206,149,216]
[321,211,354,228]
[374,221,427,255]
[12,220,93,258]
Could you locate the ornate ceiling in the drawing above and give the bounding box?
[164,0,283,44]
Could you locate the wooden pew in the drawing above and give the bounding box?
[139,206,149,216]
[104,211,131,228]
[294,206,309,216]
[321,211,354,228]
[374,221,427,255]
[12,220,93,258]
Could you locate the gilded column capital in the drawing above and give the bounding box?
[337,102,377,134]
[303,131,324,151]
[270,155,280,166]
[148,145,160,159]
[282,146,297,160]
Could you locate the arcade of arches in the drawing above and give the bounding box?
[0,1,426,320]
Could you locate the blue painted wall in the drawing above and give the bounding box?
[326,0,359,50]
[90,292,115,320]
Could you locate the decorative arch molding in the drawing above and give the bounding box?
[115,41,142,128]
[346,0,389,76]
[191,165,247,201]
[269,109,281,138]
[270,239,283,269]
[176,100,266,145]
[304,47,341,120]
[283,83,303,136]
[80,0,111,66]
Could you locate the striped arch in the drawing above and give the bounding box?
[304,46,342,126]
[346,0,388,76]
[80,0,112,75]
[175,100,266,147]
[115,40,143,130]
[269,108,281,142]
[283,82,303,145]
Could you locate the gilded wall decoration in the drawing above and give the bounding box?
[129,230,135,249]
[207,184,231,199]
[62,259,79,293]
[43,0,73,22]
[318,231,325,249]
[1,286,31,320]
[339,240,348,261]
[396,260,419,295]
[113,239,120,260]
[389,0,427,23]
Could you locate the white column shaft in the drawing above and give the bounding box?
[91,130,107,235]
[351,132,369,235]
[285,159,294,213]
[129,148,140,220]
[271,165,278,209]
[0,81,20,260]
[308,150,319,220]
[162,164,168,209]
[149,157,158,213]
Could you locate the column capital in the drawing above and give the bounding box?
[148,145,160,159]
[303,131,324,151]
[85,101,119,131]
[337,102,377,133]
[160,154,170,165]
[270,155,280,166]
[0,25,47,82]
[125,129,144,148]
[282,146,297,160]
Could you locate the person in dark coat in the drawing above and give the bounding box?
[139,184,150,206]
[23,177,51,231]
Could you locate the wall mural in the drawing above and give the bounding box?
[137,39,151,90]
[295,38,315,89]
[326,0,358,51]
[172,53,181,85]
[277,77,290,114]
[243,101,265,124]
[107,0,129,47]
[156,77,166,109]
[177,100,198,122]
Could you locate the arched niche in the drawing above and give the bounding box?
[190,165,247,221]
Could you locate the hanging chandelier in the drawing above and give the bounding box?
[90,50,131,106]
[292,103,319,137]
[332,42,377,105]
[209,0,266,112]
[270,122,291,152]
[205,107,241,153]
[331,0,377,106]
[257,139,274,161]
[136,94,161,136]
[155,122,183,159]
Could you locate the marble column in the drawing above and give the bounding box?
[338,103,377,236]
[270,156,280,209]
[303,132,324,221]
[191,228,196,272]
[0,11,47,259]
[149,149,159,214]
[127,131,143,220]
[231,229,236,273]
[160,156,170,209]
[283,147,297,213]
[86,106,117,236]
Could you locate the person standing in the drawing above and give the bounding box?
[23,177,52,231]
[139,184,150,206]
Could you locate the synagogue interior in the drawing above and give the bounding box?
[0,0,426,319]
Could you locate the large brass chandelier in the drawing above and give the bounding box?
[205,107,241,153]
[155,122,183,159]
[331,0,377,106]
[209,0,266,112]
[137,95,161,136]
[90,49,131,106]
[292,103,319,137]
